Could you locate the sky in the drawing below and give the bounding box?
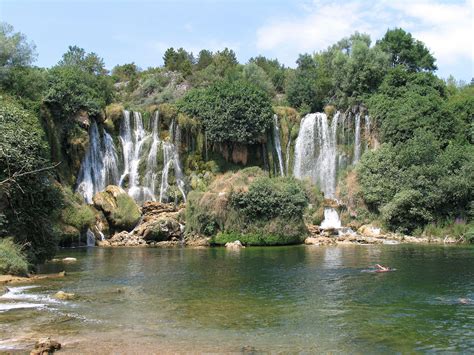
[1,0,473,81]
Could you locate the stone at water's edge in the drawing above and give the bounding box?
[100,201,186,247]
[93,185,141,232]
[225,240,245,249]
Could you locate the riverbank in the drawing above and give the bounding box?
[0,272,66,286]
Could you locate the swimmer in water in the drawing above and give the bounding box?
[375,264,390,271]
[458,298,470,304]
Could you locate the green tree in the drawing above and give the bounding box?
[249,55,286,93]
[58,45,107,75]
[178,80,273,144]
[286,54,320,112]
[0,97,62,264]
[163,47,194,77]
[196,49,213,70]
[242,62,275,96]
[376,28,437,72]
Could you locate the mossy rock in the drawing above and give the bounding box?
[93,186,141,232]
[211,231,304,246]
[105,103,124,123]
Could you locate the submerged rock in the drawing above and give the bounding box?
[54,291,75,300]
[30,337,61,354]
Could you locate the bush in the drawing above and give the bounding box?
[0,238,29,276]
[186,168,309,245]
[230,177,308,220]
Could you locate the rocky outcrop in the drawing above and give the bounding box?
[100,202,185,247]
[93,186,141,232]
[31,338,61,355]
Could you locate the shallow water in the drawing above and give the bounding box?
[1,245,473,353]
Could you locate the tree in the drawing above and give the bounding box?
[249,56,286,93]
[242,63,275,96]
[163,47,194,77]
[58,45,107,75]
[178,80,273,144]
[376,28,437,72]
[0,22,36,71]
[196,49,213,70]
[286,54,320,112]
[0,97,62,263]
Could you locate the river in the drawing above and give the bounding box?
[1,245,473,352]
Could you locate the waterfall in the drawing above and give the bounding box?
[273,114,285,176]
[77,110,187,205]
[320,208,342,229]
[293,112,340,198]
[142,111,160,202]
[86,228,95,247]
[293,111,371,230]
[364,114,371,150]
[159,119,187,203]
[353,113,361,164]
[76,121,119,203]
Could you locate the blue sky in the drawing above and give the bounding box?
[1,0,473,81]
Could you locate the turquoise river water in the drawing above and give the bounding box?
[1,244,473,353]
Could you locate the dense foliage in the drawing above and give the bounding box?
[178,80,273,144]
[0,238,29,276]
[0,97,62,263]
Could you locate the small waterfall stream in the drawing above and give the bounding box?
[77,110,186,205]
[293,111,371,229]
[76,121,120,203]
[273,114,285,176]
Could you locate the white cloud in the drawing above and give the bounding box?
[256,0,473,77]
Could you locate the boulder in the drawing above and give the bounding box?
[142,217,182,242]
[93,185,141,232]
[31,338,61,355]
[54,291,75,300]
[225,240,244,249]
[358,224,382,238]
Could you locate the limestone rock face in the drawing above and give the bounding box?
[93,186,141,232]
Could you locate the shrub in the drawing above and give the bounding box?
[0,238,29,276]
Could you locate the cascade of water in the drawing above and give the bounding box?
[320,208,342,229]
[159,119,187,203]
[353,113,361,164]
[142,111,160,202]
[294,112,340,198]
[364,114,371,150]
[77,110,187,205]
[272,114,285,176]
[86,228,96,247]
[285,136,291,175]
[76,121,119,203]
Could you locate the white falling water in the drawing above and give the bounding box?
[77,110,187,205]
[76,121,119,203]
[364,114,371,150]
[86,228,96,247]
[293,112,340,198]
[320,208,342,229]
[353,113,361,164]
[159,119,187,203]
[273,114,285,176]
